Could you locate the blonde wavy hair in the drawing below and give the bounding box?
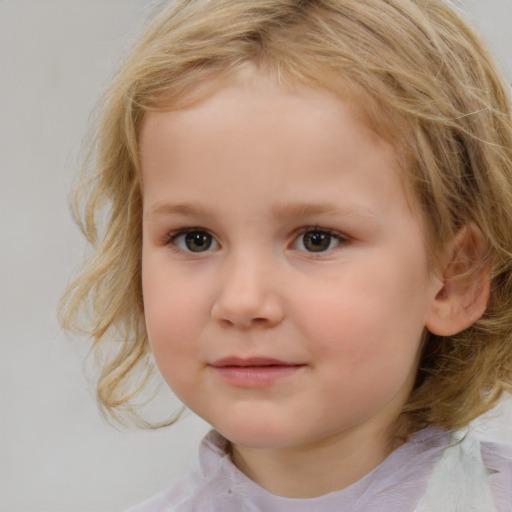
[60,0,512,430]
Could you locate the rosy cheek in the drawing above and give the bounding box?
[296,288,370,349]
[295,278,407,369]
[143,283,183,354]
[147,300,191,350]
[145,308,198,395]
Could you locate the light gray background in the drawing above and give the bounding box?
[0,1,510,511]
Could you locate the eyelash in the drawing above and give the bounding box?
[294,227,349,253]
[166,228,219,254]
[165,226,349,254]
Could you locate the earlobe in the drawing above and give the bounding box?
[425,224,490,336]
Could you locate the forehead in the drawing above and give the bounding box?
[140,71,390,177]
[142,69,417,198]
[147,63,405,141]
[142,66,404,158]
[139,70,422,222]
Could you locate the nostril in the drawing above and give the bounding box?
[216,316,268,330]
[210,285,285,328]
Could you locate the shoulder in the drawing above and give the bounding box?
[124,430,239,512]
[124,488,175,512]
[415,393,512,512]
[471,393,512,511]
[124,465,203,512]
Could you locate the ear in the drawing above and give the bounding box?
[425,224,490,336]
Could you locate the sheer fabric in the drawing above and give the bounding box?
[127,396,512,512]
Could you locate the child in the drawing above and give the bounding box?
[60,0,512,510]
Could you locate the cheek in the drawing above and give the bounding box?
[295,280,424,423]
[294,262,427,374]
[142,262,208,386]
[143,280,189,347]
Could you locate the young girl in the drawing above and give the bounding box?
[60,0,512,510]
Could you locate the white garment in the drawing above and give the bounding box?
[416,396,512,512]
[127,396,512,512]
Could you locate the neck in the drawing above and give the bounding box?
[231,417,410,498]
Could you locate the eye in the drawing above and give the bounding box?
[294,228,345,253]
[170,229,219,253]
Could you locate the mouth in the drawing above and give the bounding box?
[208,357,306,387]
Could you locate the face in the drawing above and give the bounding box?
[140,71,442,454]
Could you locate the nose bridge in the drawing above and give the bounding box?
[211,245,284,328]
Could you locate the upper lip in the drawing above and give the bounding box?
[209,357,301,367]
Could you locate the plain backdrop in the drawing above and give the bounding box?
[0,1,510,511]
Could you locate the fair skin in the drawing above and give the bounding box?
[140,70,447,498]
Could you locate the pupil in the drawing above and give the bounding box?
[304,231,330,252]
[185,231,211,252]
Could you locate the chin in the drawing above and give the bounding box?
[215,419,332,451]
[212,420,298,450]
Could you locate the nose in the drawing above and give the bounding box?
[211,253,285,329]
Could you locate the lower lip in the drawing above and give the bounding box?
[210,365,305,387]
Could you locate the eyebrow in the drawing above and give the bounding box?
[147,202,213,218]
[269,202,381,222]
[147,200,381,224]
